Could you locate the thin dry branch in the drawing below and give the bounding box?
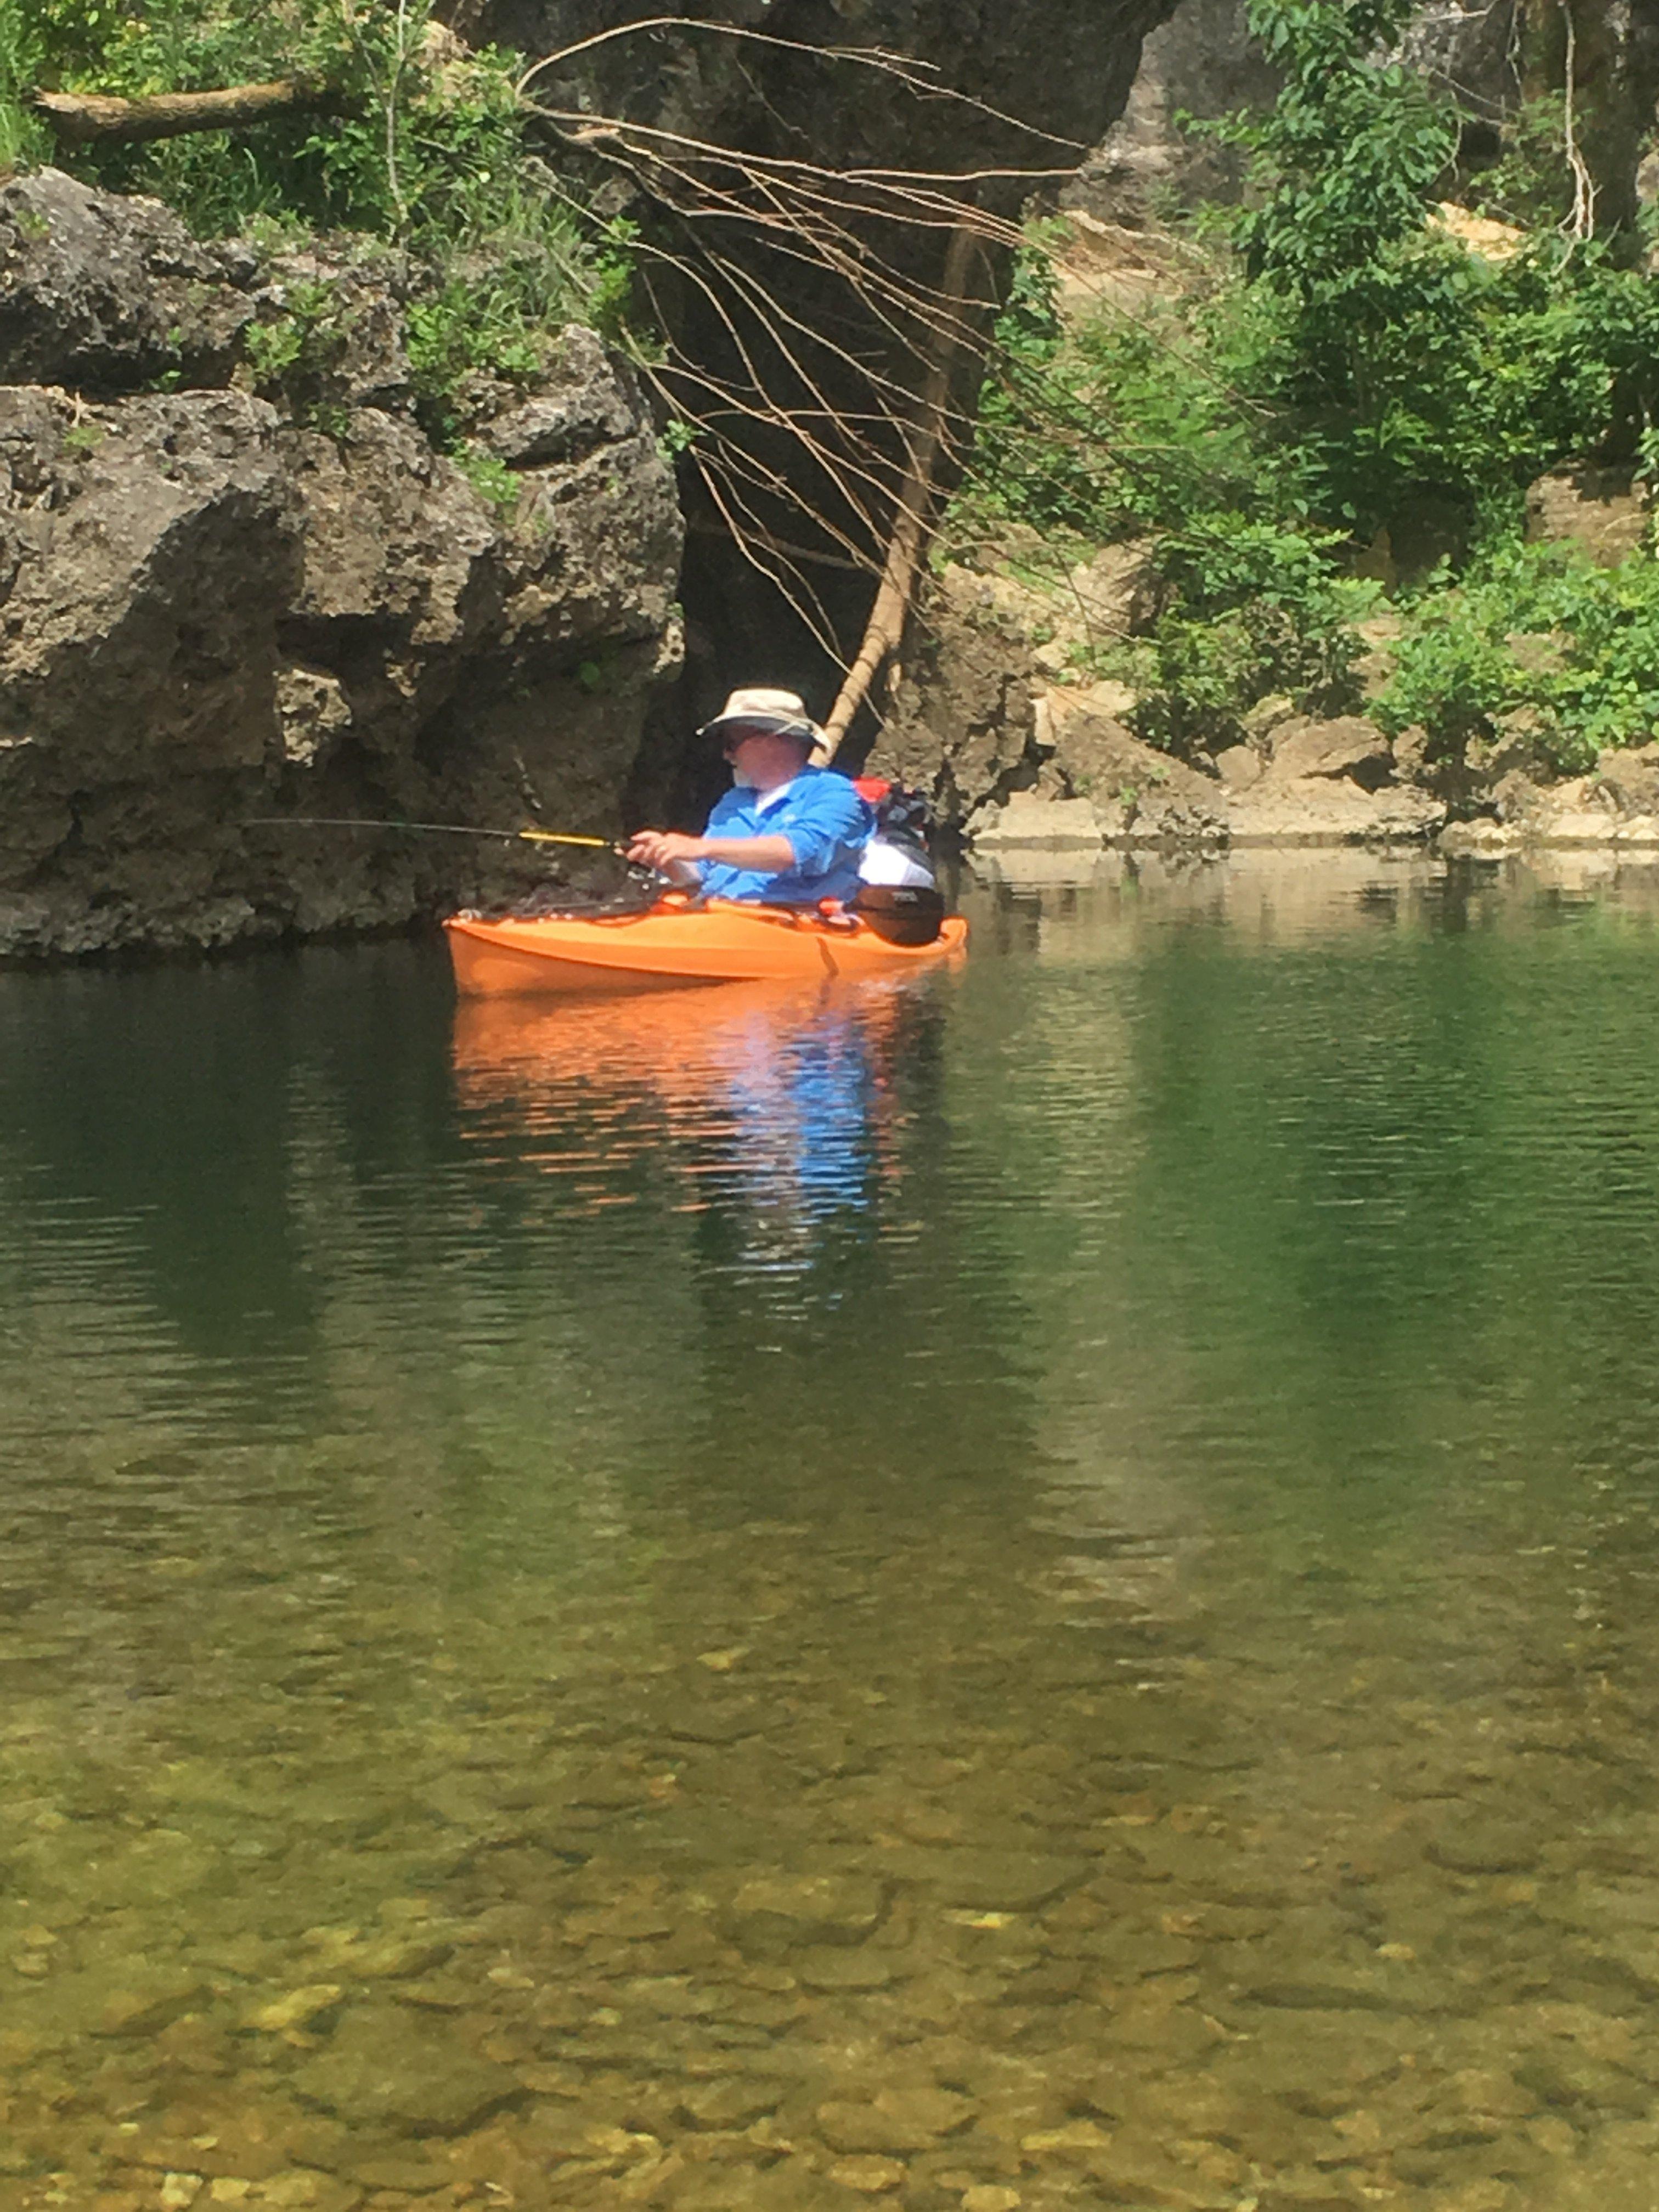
[550,136,994,539]
[1561,3,1598,242]
[623,235,915,548]
[515,16,1086,153]
[551,117,1013,381]
[537,104,1070,228]
[520,23,1079,709]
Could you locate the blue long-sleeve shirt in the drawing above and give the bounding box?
[697,768,873,905]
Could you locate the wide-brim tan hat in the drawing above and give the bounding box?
[698,687,822,748]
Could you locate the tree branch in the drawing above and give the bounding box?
[32,79,339,147]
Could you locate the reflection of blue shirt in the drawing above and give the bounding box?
[698,768,872,905]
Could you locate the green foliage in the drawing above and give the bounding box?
[1217,0,1454,294]
[244,279,336,381]
[947,247,1295,554]
[949,0,1659,766]
[407,275,542,438]
[1198,0,1659,538]
[454,443,521,519]
[403,205,634,442]
[656,416,698,462]
[241,276,360,429]
[1119,521,1379,751]
[586,216,641,334]
[1467,97,1579,233]
[1378,544,1659,772]
[5,2,527,242]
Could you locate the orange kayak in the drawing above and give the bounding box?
[444,899,968,996]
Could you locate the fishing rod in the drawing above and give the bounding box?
[241,815,617,850]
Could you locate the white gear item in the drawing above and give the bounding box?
[859,831,936,888]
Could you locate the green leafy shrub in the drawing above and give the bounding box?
[1119,520,1379,752]
[7,2,522,242]
[403,203,634,443]
[243,279,345,387]
[947,0,1659,765]
[1,3,639,447]
[949,243,1294,555]
[1199,0,1659,539]
[1379,544,1659,772]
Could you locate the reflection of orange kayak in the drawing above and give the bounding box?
[452,979,916,1225]
[444,899,968,996]
[453,977,895,1104]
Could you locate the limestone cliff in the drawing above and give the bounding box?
[0,170,682,958]
[0,0,1189,957]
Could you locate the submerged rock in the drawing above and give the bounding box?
[725,1873,887,1949]
[292,2007,524,2136]
[817,2083,975,2153]
[675,2074,791,2128]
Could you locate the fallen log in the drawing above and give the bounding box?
[33,80,334,148]
[815,224,982,766]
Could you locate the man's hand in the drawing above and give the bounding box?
[625,830,708,872]
[625,828,799,882]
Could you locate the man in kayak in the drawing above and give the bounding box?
[625,689,872,905]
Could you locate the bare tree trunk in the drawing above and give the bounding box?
[33,80,335,148]
[815,226,983,766]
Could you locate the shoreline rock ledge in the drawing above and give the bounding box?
[881,686,1452,856]
[963,731,1659,861]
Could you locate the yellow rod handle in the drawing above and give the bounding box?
[516,829,613,848]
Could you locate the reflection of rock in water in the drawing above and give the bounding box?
[972,848,1659,952]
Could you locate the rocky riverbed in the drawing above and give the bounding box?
[7,1458,1659,2212]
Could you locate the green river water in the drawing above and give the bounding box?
[4,852,1659,2212]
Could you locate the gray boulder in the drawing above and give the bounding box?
[1226,778,1445,845]
[0,169,253,390]
[247,247,418,417]
[870,574,1040,828]
[482,326,639,466]
[283,409,503,732]
[0,390,296,923]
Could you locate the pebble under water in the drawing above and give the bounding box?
[4,851,1659,2212]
